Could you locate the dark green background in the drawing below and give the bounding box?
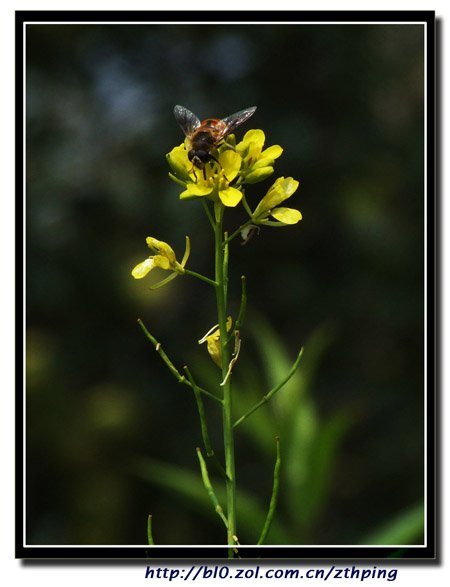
[26,22,425,546]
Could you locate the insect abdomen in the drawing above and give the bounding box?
[191,131,217,151]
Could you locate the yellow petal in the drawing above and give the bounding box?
[180,189,198,200]
[166,144,195,182]
[219,186,243,207]
[242,129,265,148]
[131,258,155,279]
[146,238,177,264]
[157,241,177,264]
[246,141,262,162]
[204,316,232,367]
[219,150,242,182]
[235,141,250,158]
[206,337,223,368]
[244,166,274,184]
[146,236,160,250]
[186,181,214,196]
[152,254,172,270]
[270,207,302,224]
[254,176,300,215]
[261,144,283,159]
[252,157,276,169]
[253,184,286,216]
[279,177,299,196]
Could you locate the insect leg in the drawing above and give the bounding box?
[189,166,198,183]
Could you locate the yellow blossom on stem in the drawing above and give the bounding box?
[166,143,196,183]
[131,237,190,288]
[198,316,233,368]
[252,176,302,225]
[167,144,243,207]
[235,129,283,184]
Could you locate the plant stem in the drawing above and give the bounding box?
[225,218,255,244]
[202,199,216,231]
[184,366,229,481]
[214,202,236,557]
[233,347,304,429]
[147,514,155,546]
[257,436,281,545]
[137,318,222,404]
[234,276,247,332]
[196,448,229,530]
[184,269,217,287]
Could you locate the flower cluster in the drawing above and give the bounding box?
[167,145,243,207]
[167,128,302,226]
[133,115,302,367]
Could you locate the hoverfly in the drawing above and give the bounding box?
[173,105,257,171]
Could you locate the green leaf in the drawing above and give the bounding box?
[361,502,424,545]
[292,410,352,530]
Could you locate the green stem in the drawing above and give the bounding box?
[184,268,217,287]
[233,347,304,429]
[147,514,155,546]
[223,235,229,302]
[202,199,216,231]
[257,436,281,545]
[226,218,256,244]
[214,202,236,557]
[241,193,253,217]
[137,319,222,404]
[168,172,187,188]
[196,448,229,529]
[228,275,246,346]
[235,276,247,331]
[184,366,228,481]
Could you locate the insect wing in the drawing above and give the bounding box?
[173,105,201,138]
[221,106,257,138]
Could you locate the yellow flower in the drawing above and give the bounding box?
[131,237,190,288]
[252,176,302,225]
[166,143,196,183]
[166,130,300,221]
[167,144,243,207]
[198,316,233,368]
[235,129,283,184]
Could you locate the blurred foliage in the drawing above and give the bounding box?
[25,22,425,546]
[135,318,423,545]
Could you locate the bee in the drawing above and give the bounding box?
[173,104,257,170]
